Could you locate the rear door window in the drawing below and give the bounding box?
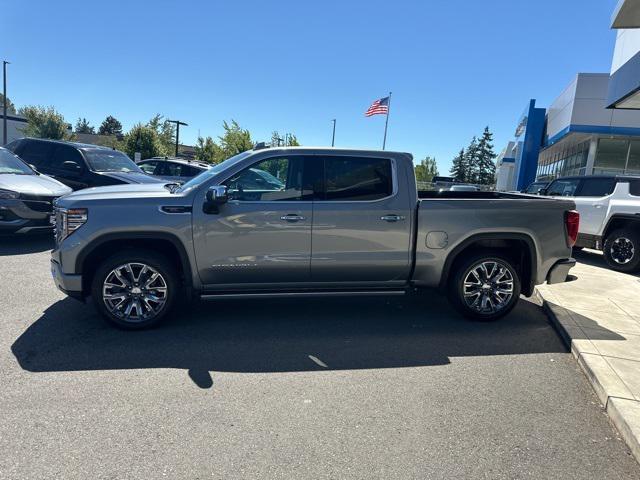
[629,179,640,196]
[576,178,616,197]
[18,141,56,168]
[139,160,160,175]
[545,179,580,197]
[321,156,393,201]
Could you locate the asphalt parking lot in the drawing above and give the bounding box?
[1,237,639,479]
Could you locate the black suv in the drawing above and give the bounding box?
[6,138,164,190]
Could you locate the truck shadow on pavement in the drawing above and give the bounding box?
[0,235,54,256]
[10,292,600,389]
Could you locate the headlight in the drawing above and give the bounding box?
[56,208,88,242]
[0,189,19,199]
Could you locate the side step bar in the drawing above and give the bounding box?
[200,289,408,301]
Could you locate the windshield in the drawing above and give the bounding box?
[83,149,143,173]
[176,150,254,193]
[0,148,35,175]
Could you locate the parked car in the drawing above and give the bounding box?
[137,157,211,182]
[0,146,72,235]
[50,146,577,329]
[6,138,164,190]
[522,181,549,195]
[542,175,640,272]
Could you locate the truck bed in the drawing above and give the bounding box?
[417,190,546,200]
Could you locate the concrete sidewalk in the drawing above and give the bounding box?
[536,249,640,463]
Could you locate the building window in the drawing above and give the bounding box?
[627,140,640,175]
[593,139,628,175]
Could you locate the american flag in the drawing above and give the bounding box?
[365,96,390,117]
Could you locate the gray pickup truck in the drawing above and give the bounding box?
[51,146,578,329]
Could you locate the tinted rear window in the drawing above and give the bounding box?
[629,179,640,196]
[322,156,393,201]
[546,179,580,197]
[19,141,56,167]
[577,178,616,197]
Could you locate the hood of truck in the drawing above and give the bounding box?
[97,171,165,184]
[55,182,181,204]
[0,173,72,197]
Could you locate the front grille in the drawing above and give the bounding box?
[19,194,58,214]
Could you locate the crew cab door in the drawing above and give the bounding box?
[310,155,413,284]
[574,177,616,235]
[194,155,313,287]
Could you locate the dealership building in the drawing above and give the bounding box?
[496,0,640,191]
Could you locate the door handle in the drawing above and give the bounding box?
[280,214,306,222]
[380,214,406,222]
[593,204,604,209]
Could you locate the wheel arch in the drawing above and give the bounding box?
[603,214,640,240]
[75,232,194,298]
[439,233,538,296]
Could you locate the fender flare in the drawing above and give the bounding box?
[438,232,538,296]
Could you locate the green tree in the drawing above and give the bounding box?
[147,114,175,156]
[98,115,123,136]
[463,137,479,183]
[415,156,439,183]
[194,135,223,164]
[270,131,300,147]
[475,126,497,185]
[0,93,16,114]
[123,124,163,160]
[18,106,73,140]
[449,148,467,182]
[219,120,253,157]
[287,133,300,146]
[75,117,95,134]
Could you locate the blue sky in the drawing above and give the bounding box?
[3,0,620,173]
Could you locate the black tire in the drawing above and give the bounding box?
[603,228,640,273]
[448,252,521,321]
[91,249,179,329]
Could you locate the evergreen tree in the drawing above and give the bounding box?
[98,115,123,136]
[464,137,479,183]
[475,126,497,185]
[450,148,466,182]
[75,117,95,134]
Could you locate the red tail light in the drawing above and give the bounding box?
[565,210,580,247]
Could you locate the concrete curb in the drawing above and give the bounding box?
[534,288,640,463]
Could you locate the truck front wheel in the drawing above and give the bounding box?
[603,229,640,273]
[91,250,178,329]
[448,253,521,321]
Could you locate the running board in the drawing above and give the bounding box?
[200,289,408,300]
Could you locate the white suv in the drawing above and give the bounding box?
[544,175,640,273]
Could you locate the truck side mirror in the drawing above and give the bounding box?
[538,188,547,195]
[204,185,228,214]
[62,160,83,178]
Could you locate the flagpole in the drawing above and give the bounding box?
[382,91,392,150]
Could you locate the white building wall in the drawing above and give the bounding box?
[546,76,578,140]
[611,29,640,73]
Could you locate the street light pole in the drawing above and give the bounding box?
[167,119,188,157]
[2,61,9,146]
[331,119,336,147]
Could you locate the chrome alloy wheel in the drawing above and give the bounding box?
[102,263,168,322]
[463,260,514,314]
[610,237,635,265]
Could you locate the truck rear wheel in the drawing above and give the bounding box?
[603,228,640,273]
[91,249,178,329]
[448,252,521,321]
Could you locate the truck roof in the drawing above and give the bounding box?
[248,145,413,159]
